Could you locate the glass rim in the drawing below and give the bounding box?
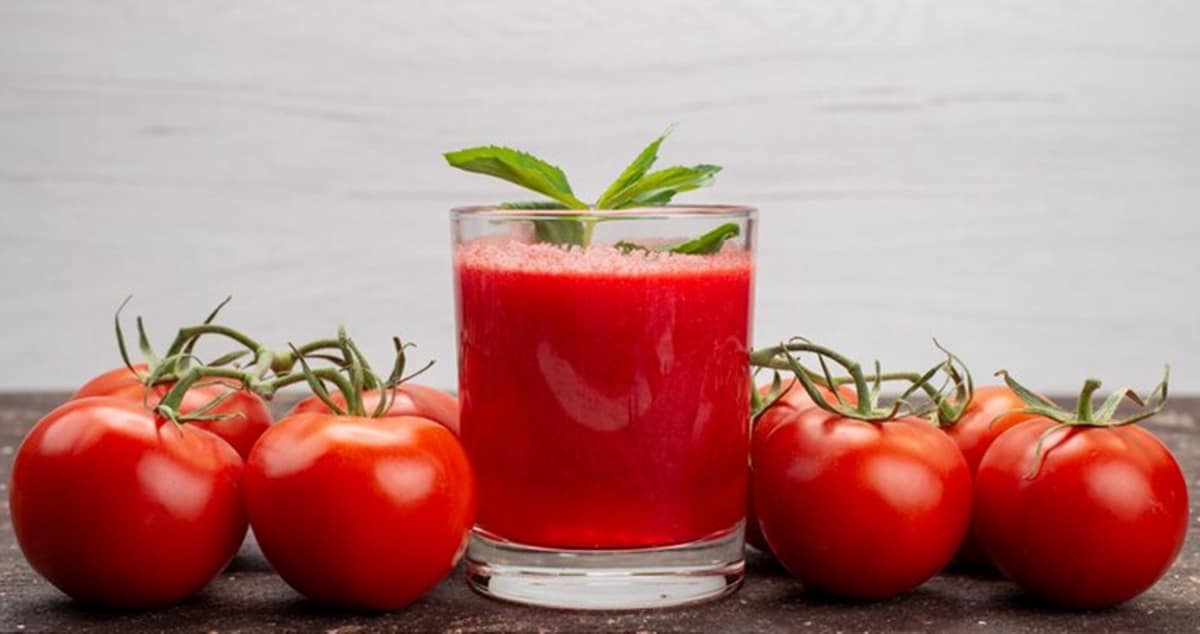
[450,204,756,220]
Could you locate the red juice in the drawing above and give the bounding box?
[455,240,753,549]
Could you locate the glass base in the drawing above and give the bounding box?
[465,527,745,610]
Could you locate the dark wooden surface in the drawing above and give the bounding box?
[0,392,1197,633]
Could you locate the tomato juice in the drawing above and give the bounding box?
[455,239,753,549]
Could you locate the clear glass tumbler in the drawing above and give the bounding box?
[451,206,756,609]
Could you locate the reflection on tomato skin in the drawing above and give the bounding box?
[73,364,272,460]
[753,406,972,600]
[10,397,247,609]
[245,413,476,610]
[974,420,1189,609]
[288,384,460,436]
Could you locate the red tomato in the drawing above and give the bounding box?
[974,419,1188,608]
[9,398,247,609]
[945,386,1040,472]
[746,380,856,554]
[752,405,972,600]
[245,412,476,610]
[942,385,1040,564]
[287,384,459,436]
[73,364,271,460]
[759,379,857,416]
[744,482,772,554]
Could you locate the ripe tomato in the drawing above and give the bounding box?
[974,419,1188,608]
[287,384,459,435]
[945,386,1037,471]
[245,412,476,610]
[73,364,271,460]
[942,385,1040,564]
[746,380,856,554]
[752,405,972,600]
[9,397,247,609]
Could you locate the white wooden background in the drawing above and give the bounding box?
[1,1,1197,394]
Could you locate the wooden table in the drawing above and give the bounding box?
[1,393,1197,632]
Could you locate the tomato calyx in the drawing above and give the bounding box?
[156,325,433,422]
[114,296,248,390]
[996,367,1171,478]
[112,297,435,424]
[997,367,1170,428]
[749,338,972,424]
[286,327,434,418]
[116,296,347,393]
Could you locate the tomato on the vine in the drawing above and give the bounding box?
[287,384,459,435]
[941,385,1040,564]
[9,397,247,609]
[753,406,972,599]
[748,343,972,600]
[74,364,271,460]
[974,372,1187,609]
[945,386,1036,472]
[747,379,857,554]
[245,412,475,610]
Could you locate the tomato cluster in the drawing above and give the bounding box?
[7,304,1188,614]
[747,343,1187,609]
[8,309,474,611]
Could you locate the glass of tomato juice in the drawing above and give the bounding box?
[451,206,756,609]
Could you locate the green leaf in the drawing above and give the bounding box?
[595,126,673,209]
[614,222,740,255]
[498,201,588,247]
[500,201,570,210]
[444,146,588,209]
[534,218,592,247]
[604,164,722,209]
[135,316,158,365]
[666,222,740,254]
[445,129,724,250]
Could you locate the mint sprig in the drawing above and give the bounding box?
[664,221,740,254]
[444,127,727,250]
[594,128,671,209]
[604,164,722,209]
[615,222,740,256]
[443,146,588,210]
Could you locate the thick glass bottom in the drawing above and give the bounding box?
[465,525,745,610]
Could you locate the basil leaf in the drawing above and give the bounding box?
[444,146,589,209]
[604,164,722,209]
[595,126,672,209]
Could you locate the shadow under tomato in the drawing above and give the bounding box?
[774,579,973,611]
[225,553,273,573]
[274,596,419,619]
[744,547,788,577]
[779,586,903,607]
[32,596,145,618]
[940,562,1005,582]
[1000,590,1121,614]
[14,590,215,624]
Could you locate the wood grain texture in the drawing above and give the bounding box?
[1,1,1198,391]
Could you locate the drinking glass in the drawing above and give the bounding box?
[451,206,756,609]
